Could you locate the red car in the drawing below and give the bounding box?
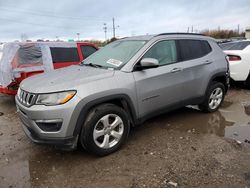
[0,42,98,95]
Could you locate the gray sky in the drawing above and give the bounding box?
[0,0,249,41]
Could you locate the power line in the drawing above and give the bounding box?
[0,17,101,30]
[0,4,60,15]
[0,6,108,22]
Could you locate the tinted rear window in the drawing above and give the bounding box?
[177,39,212,61]
[220,41,250,50]
[80,45,97,58]
[50,47,80,63]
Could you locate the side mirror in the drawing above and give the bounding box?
[140,58,159,69]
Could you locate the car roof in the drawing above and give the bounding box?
[4,42,78,48]
[120,33,213,41]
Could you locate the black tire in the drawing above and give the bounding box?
[199,82,225,113]
[244,73,250,89]
[80,103,130,156]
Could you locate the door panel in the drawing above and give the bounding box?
[176,39,214,99]
[133,40,184,118]
[176,57,212,100]
[133,63,186,117]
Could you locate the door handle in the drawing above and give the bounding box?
[170,67,182,73]
[204,60,213,65]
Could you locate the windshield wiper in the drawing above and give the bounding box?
[81,63,104,68]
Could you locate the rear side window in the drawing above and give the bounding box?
[80,45,97,58]
[18,44,43,65]
[177,40,212,61]
[50,47,80,63]
[143,40,177,66]
[220,41,250,50]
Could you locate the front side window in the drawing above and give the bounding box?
[143,40,177,66]
[83,40,147,69]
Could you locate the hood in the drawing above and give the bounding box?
[20,65,114,93]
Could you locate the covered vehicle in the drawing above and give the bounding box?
[0,42,98,95]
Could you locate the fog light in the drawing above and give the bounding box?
[35,119,62,132]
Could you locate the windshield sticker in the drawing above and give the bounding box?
[106,59,123,67]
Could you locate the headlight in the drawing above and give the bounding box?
[36,91,76,106]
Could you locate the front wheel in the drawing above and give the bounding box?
[199,82,225,113]
[80,103,130,156]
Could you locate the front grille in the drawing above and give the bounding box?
[17,89,36,107]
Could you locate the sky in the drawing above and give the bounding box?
[0,0,249,42]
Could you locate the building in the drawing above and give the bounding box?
[246,28,250,39]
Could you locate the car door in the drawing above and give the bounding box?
[175,39,213,99]
[133,40,187,118]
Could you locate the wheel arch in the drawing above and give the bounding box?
[72,94,137,137]
[208,72,229,92]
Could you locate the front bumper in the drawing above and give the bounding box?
[22,123,78,150]
[15,95,81,149]
[0,85,17,95]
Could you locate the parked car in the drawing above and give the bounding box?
[16,33,229,156]
[220,40,250,86]
[0,42,98,95]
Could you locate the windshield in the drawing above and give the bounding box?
[220,41,250,50]
[82,40,147,69]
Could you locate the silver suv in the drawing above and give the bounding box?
[16,33,229,156]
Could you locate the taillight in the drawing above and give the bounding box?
[228,55,241,61]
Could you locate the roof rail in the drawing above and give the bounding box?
[156,33,205,36]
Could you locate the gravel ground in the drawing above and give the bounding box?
[0,88,250,188]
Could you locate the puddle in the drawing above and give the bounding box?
[220,99,250,144]
[155,98,250,145]
[156,107,233,137]
[221,100,233,108]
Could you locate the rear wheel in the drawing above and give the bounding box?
[199,82,225,113]
[244,73,250,88]
[80,103,130,156]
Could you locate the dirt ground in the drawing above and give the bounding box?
[0,88,250,188]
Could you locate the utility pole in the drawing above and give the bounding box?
[112,17,115,38]
[112,17,120,38]
[103,23,107,41]
[191,25,193,33]
[76,33,80,41]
